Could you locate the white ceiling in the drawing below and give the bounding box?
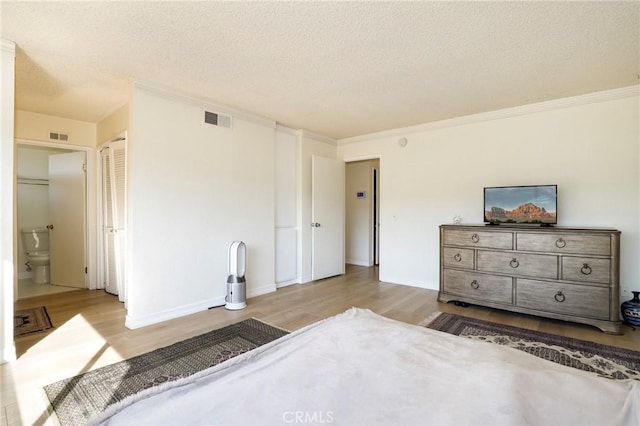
[2,1,638,140]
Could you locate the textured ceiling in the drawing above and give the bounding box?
[1,1,638,139]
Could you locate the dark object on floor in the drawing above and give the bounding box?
[44,317,288,426]
[426,312,640,380]
[14,306,53,337]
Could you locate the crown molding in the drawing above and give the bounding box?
[1,39,16,55]
[301,129,337,146]
[133,80,276,129]
[339,85,640,145]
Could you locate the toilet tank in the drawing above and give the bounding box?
[20,227,50,253]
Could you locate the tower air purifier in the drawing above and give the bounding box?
[225,241,247,310]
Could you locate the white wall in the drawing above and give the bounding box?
[1,39,16,363]
[338,88,640,302]
[345,159,378,266]
[126,83,277,328]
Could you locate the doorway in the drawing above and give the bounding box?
[345,158,380,268]
[15,141,89,299]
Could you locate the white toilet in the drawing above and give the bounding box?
[20,227,51,284]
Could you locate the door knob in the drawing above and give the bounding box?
[311,222,322,227]
[46,224,54,230]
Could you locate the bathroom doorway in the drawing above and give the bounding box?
[16,141,88,299]
[345,158,380,269]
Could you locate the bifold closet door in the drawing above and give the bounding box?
[101,140,127,302]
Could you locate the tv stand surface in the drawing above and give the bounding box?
[438,224,622,334]
[485,222,555,227]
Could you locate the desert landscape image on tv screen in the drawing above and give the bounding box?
[484,186,556,224]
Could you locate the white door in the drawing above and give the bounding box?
[311,156,345,280]
[48,152,86,288]
[101,139,127,301]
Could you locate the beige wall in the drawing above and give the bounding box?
[339,90,640,302]
[97,103,129,144]
[15,110,97,147]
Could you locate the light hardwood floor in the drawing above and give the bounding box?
[3,265,639,425]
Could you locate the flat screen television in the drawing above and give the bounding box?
[484,185,557,225]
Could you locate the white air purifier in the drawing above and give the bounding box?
[225,241,247,310]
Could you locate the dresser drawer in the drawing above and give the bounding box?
[442,247,474,269]
[562,257,611,284]
[443,270,512,304]
[443,229,513,250]
[516,279,609,320]
[477,250,557,279]
[516,232,611,256]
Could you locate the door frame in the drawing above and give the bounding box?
[343,154,382,269]
[373,167,379,266]
[14,138,97,297]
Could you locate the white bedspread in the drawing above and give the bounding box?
[93,308,640,425]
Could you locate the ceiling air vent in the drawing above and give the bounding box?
[49,131,69,141]
[204,110,232,129]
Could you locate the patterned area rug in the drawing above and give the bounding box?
[425,312,640,380]
[14,306,53,337]
[44,318,289,426]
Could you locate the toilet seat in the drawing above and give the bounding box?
[27,251,50,263]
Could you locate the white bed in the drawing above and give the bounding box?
[93,308,640,425]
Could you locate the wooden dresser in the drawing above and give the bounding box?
[438,224,622,333]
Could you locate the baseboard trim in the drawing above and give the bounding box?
[125,297,225,329]
[124,283,277,329]
[275,279,298,288]
[247,283,276,298]
[299,274,313,284]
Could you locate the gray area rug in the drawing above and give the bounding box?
[14,306,53,337]
[44,318,289,426]
[426,312,640,380]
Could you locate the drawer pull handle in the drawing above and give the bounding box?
[554,291,566,303]
[453,253,462,262]
[555,238,566,248]
[470,280,479,290]
[509,258,519,268]
[471,233,480,243]
[581,264,592,275]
